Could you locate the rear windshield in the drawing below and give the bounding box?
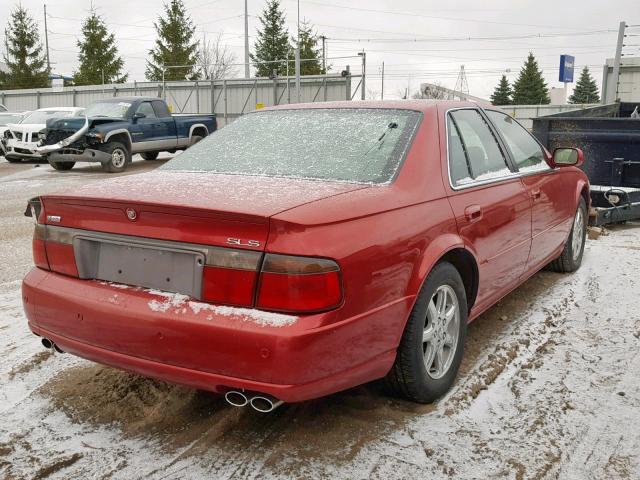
[162,108,421,184]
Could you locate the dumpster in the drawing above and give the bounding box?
[533,102,640,226]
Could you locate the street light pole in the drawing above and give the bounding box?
[295,0,301,102]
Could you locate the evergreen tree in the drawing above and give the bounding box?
[512,53,550,105]
[74,9,127,86]
[251,0,290,77]
[0,5,49,89]
[490,75,512,105]
[568,66,600,104]
[145,0,199,81]
[288,20,323,75]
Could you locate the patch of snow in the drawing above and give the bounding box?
[146,290,297,327]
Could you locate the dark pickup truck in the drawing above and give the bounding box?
[38,96,216,172]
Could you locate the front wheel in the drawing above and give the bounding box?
[101,142,131,173]
[546,197,587,273]
[386,262,468,403]
[4,156,21,163]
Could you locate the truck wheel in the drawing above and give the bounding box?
[49,160,75,171]
[140,151,159,161]
[546,197,587,273]
[385,262,467,403]
[101,142,131,173]
[188,135,204,148]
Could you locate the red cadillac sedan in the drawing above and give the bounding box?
[22,101,589,412]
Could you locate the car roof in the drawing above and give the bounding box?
[264,99,492,114]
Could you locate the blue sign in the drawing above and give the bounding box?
[559,55,575,83]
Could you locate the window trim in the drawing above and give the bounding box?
[483,108,553,175]
[445,107,519,191]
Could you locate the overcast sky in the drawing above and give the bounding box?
[1,0,638,99]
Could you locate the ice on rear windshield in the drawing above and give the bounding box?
[161,108,422,184]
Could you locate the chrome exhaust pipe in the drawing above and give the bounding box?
[41,338,53,349]
[225,390,249,407]
[249,394,284,413]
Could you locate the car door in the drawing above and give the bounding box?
[485,110,575,272]
[131,101,158,149]
[152,100,178,150]
[444,108,532,309]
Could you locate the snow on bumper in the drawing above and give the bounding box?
[22,268,399,402]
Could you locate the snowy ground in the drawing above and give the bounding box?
[1,157,639,479]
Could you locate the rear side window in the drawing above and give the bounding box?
[136,102,156,118]
[448,109,511,186]
[486,110,548,173]
[152,100,171,118]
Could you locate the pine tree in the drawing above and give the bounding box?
[74,9,127,86]
[512,53,550,105]
[568,66,600,104]
[251,0,290,77]
[0,5,49,89]
[145,0,199,81]
[289,20,323,75]
[490,75,512,105]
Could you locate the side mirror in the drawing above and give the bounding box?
[550,147,583,168]
[132,112,146,123]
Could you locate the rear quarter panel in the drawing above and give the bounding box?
[173,115,217,138]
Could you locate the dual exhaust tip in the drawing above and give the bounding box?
[41,337,64,353]
[225,390,284,413]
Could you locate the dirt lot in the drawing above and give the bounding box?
[1,157,639,479]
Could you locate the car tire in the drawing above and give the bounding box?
[49,160,75,171]
[386,261,468,403]
[188,135,204,148]
[101,142,131,173]
[140,151,159,161]
[546,197,587,273]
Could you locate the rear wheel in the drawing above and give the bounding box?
[386,262,467,403]
[140,151,159,161]
[188,135,204,148]
[546,197,587,273]
[49,160,75,171]
[101,141,131,173]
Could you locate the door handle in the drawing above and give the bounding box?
[531,188,541,201]
[464,204,482,222]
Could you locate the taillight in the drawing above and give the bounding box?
[32,224,50,270]
[257,254,343,313]
[43,225,78,276]
[201,248,261,306]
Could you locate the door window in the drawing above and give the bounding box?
[486,110,548,173]
[136,102,156,118]
[152,100,171,118]
[448,109,511,187]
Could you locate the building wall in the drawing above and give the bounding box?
[601,56,640,103]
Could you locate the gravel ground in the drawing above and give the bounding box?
[1,157,639,479]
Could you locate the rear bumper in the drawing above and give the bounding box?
[22,268,407,402]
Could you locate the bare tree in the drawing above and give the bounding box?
[197,32,238,80]
[412,82,448,100]
[366,87,381,100]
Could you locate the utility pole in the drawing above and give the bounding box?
[320,35,326,73]
[43,4,51,72]
[244,0,250,78]
[4,29,9,63]
[609,20,626,103]
[358,51,366,100]
[381,61,385,100]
